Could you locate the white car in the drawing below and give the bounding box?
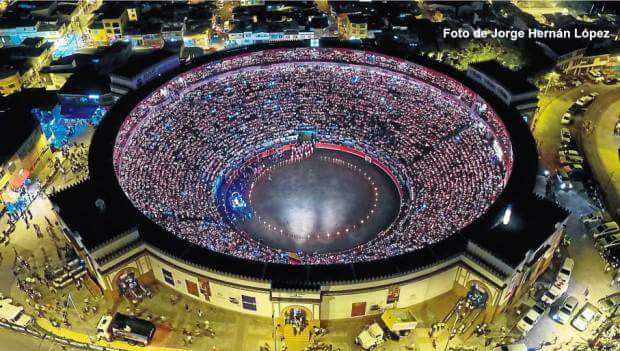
[493,343,527,351]
[591,222,619,239]
[576,95,594,107]
[552,296,579,324]
[572,303,600,331]
[560,129,572,144]
[559,150,579,158]
[557,257,574,284]
[567,155,584,163]
[581,211,604,226]
[516,302,547,334]
[96,315,114,341]
[560,113,573,125]
[541,280,567,305]
[556,170,572,190]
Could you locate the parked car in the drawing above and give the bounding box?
[591,222,619,239]
[0,299,33,327]
[595,232,620,250]
[576,95,594,107]
[563,163,583,173]
[552,296,579,324]
[567,155,584,163]
[356,323,385,350]
[602,246,620,268]
[587,70,604,83]
[541,280,567,305]
[493,343,527,351]
[581,211,604,226]
[559,150,580,158]
[557,170,572,190]
[516,302,548,334]
[560,128,572,143]
[597,293,620,313]
[568,104,583,114]
[561,113,573,125]
[572,303,600,331]
[604,77,618,85]
[557,257,574,284]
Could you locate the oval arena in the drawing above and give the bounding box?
[54,45,567,324]
[112,48,512,264]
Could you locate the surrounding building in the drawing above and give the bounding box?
[556,42,620,77]
[53,178,567,322]
[337,13,368,39]
[0,89,56,216]
[110,50,180,96]
[467,60,539,119]
[0,68,21,96]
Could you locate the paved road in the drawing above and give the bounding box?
[520,82,620,350]
[0,328,80,351]
[532,83,615,169]
[579,86,620,220]
[521,190,615,350]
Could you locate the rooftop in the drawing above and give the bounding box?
[97,3,127,20]
[112,50,178,78]
[0,89,55,163]
[537,38,588,58]
[59,71,111,96]
[468,196,568,266]
[0,42,52,59]
[469,60,538,95]
[584,41,620,57]
[51,179,136,250]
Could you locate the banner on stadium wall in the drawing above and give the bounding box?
[386,286,400,304]
[199,276,211,301]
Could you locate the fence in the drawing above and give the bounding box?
[0,320,125,351]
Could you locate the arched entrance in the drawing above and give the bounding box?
[280,305,313,321]
[275,305,319,351]
[111,267,151,302]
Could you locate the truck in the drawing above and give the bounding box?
[355,322,384,350]
[380,309,418,339]
[96,313,156,346]
[0,298,33,327]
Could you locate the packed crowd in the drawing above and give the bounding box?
[113,48,512,264]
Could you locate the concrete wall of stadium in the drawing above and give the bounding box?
[92,244,511,322]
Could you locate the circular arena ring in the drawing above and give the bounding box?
[106,47,517,266]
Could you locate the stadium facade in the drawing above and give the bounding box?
[52,42,568,323]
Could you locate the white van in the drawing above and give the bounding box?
[355,323,385,350]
